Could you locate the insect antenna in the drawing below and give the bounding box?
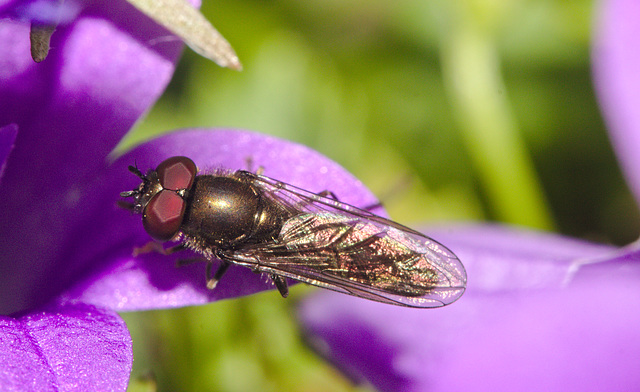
[127,164,145,179]
[120,163,147,198]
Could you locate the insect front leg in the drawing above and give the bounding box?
[270,274,289,298]
[133,241,216,278]
[206,259,231,290]
[132,242,187,257]
[317,190,382,212]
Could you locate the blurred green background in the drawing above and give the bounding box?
[122,0,640,391]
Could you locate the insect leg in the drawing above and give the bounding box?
[271,274,289,298]
[132,242,187,257]
[134,242,210,272]
[317,190,382,212]
[206,260,231,290]
[175,257,207,267]
[244,156,265,175]
[362,201,383,212]
[317,190,338,200]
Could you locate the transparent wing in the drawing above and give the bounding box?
[222,171,467,308]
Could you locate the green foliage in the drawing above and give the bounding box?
[123,289,369,392]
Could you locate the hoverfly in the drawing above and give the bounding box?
[120,156,466,308]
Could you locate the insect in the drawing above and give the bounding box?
[120,156,467,308]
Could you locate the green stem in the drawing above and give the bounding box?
[440,4,554,229]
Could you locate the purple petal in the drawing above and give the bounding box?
[59,129,381,311]
[299,225,640,392]
[0,124,18,181]
[0,0,81,23]
[0,3,184,314]
[0,302,132,391]
[593,0,640,206]
[423,224,614,292]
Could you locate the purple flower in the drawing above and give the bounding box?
[0,0,184,315]
[0,1,182,388]
[593,0,640,203]
[300,227,640,391]
[0,301,132,391]
[0,0,81,24]
[297,1,640,390]
[1,2,370,389]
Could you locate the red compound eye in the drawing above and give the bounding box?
[156,156,197,191]
[143,190,186,241]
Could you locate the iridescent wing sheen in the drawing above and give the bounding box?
[221,171,467,308]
